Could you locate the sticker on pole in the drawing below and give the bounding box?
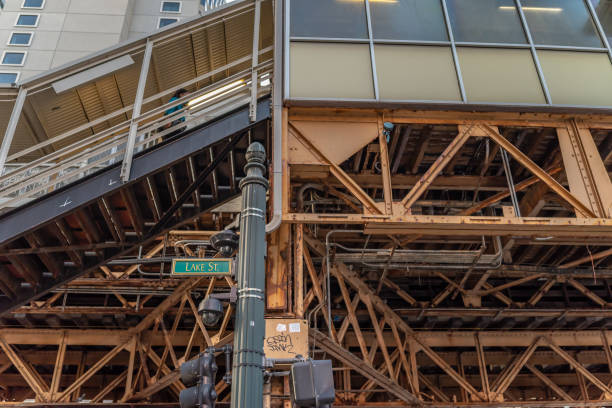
[171,258,232,276]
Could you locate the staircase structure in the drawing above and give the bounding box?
[0,0,273,314]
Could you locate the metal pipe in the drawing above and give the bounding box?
[231,142,269,408]
[265,0,284,233]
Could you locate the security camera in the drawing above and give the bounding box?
[198,296,224,326]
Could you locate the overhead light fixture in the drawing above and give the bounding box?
[187,79,245,108]
[499,6,563,12]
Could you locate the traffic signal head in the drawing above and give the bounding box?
[290,360,335,408]
[179,383,217,408]
[179,352,218,408]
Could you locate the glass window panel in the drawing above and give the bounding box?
[9,33,32,45]
[458,47,545,104]
[446,0,526,43]
[162,1,181,12]
[290,0,368,39]
[290,42,374,99]
[159,17,178,28]
[538,50,612,106]
[2,52,25,65]
[370,0,447,41]
[16,14,38,26]
[590,0,612,45]
[0,73,18,83]
[522,0,602,47]
[375,45,460,101]
[23,0,43,7]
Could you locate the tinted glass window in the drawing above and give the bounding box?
[9,32,32,45]
[446,0,526,43]
[590,0,612,45]
[290,0,368,39]
[162,1,181,12]
[23,0,43,7]
[522,0,602,47]
[159,17,178,28]
[370,0,447,41]
[0,73,18,83]
[16,14,38,26]
[2,52,25,65]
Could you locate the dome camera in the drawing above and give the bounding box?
[198,296,224,326]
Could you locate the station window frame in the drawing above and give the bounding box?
[285,0,612,109]
[8,32,33,47]
[21,0,45,9]
[15,14,40,27]
[1,51,27,66]
[161,1,182,13]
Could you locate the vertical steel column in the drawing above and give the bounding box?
[250,0,262,122]
[230,142,269,408]
[0,87,27,176]
[120,39,153,182]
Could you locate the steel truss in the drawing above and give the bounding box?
[2,106,612,406]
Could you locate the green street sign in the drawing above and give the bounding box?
[171,258,233,276]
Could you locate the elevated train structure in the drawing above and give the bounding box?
[1,0,612,406]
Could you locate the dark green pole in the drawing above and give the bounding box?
[230,142,268,408]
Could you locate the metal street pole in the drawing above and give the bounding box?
[230,142,268,408]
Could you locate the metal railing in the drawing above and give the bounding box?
[0,62,272,211]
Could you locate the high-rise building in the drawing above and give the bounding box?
[0,0,226,83]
